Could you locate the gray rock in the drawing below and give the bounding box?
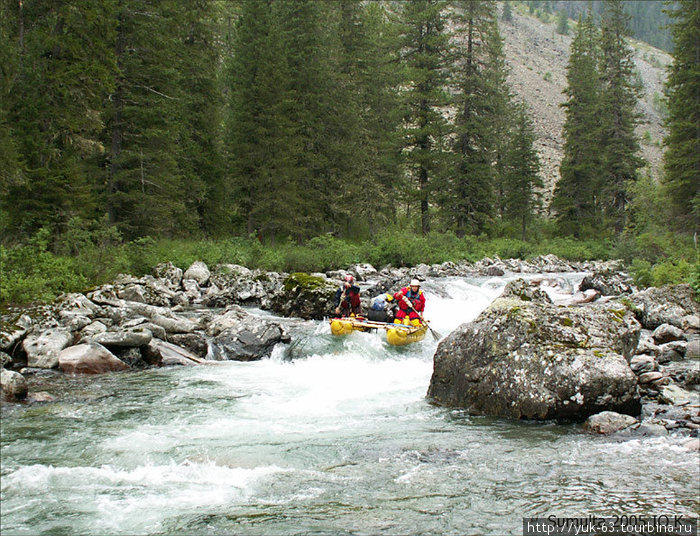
[183,261,211,286]
[81,321,108,337]
[579,272,635,296]
[143,339,203,367]
[499,278,553,304]
[270,273,338,320]
[1,368,28,401]
[628,284,699,329]
[91,329,153,348]
[168,333,209,358]
[657,341,686,363]
[583,411,637,434]
[682,314,700,333]
[56,293,101,317]
[152,262,183,289]
[635,423,669,437]
[58,343,129,374]
[23,328,74,369]
[630,354,657,374]
[58,312,92,332]
[118,285,147,303]
[638,371,664,384]
[682,438,700,451]
[210,315,290,361]
[427,292,641,421]
[0,314,32,352]
[686,339,700,360]
[658,384,698,406]
[1,351,12,368]
[652,323,684,344]
[148,313,198,334]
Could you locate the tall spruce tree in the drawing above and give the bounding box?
[597,0,644,235]
[502,102,542,240]
[552,12,602,237]
[225,0,297,242]
[103,0,197,238]
[174,0,227,236]
[0,0,24,233]
[444,0,505,237]
[4,0,117,237]
[399,0,452,235]
[662,0,700,232]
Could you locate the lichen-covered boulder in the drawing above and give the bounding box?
[427,283,642,421]
[270,272,337,320]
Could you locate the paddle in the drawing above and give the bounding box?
[399,294,442,341]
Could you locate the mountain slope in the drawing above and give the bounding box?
[500,8,671,205]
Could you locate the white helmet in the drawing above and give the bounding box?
[410,279,421,287]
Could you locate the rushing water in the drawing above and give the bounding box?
[1,274,698,535]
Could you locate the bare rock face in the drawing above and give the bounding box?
[427,281,641,421]
[58,343,129,375]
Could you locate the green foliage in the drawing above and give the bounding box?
[662,0,700,232]
[0,229,88,304]
[629,258,694,288]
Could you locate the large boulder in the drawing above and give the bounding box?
[270,272,337,320]
[1,314,32,352]
[183,261,211,287]
[209,315,290,361]
[1,368,28,401]
[427,284,642,421]
[23,328,75,369]
[58,343,129,374]
[627,284,698,329]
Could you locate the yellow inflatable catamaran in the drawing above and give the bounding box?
[329,317,428,346]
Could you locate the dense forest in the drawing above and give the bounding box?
[0,0,697,304]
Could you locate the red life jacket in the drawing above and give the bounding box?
[394,287,425,313]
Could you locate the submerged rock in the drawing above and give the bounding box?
[427,280,641,421]
[583,411,637,434]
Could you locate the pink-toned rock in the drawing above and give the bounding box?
[638,371,663,384]
[58,343,129,374]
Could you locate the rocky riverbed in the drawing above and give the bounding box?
[1,256,698,447]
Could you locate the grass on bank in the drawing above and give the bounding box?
[2,225,697,306]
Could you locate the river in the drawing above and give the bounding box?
[1,274,698,535]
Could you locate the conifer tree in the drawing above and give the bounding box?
[552,12,602,237]
[399,0,453,235]
[4,0,117,237]
[662,0,699,232]
[398,0,453,235]
[103,0,196,238]
[174,0,228,236]
[445,0,506,237]
[556,9,570,35]
[597,0,644,235]
[502,102,542,240]
[502,1,513,23]
[225,0,296,242]
[0,1,24,231]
